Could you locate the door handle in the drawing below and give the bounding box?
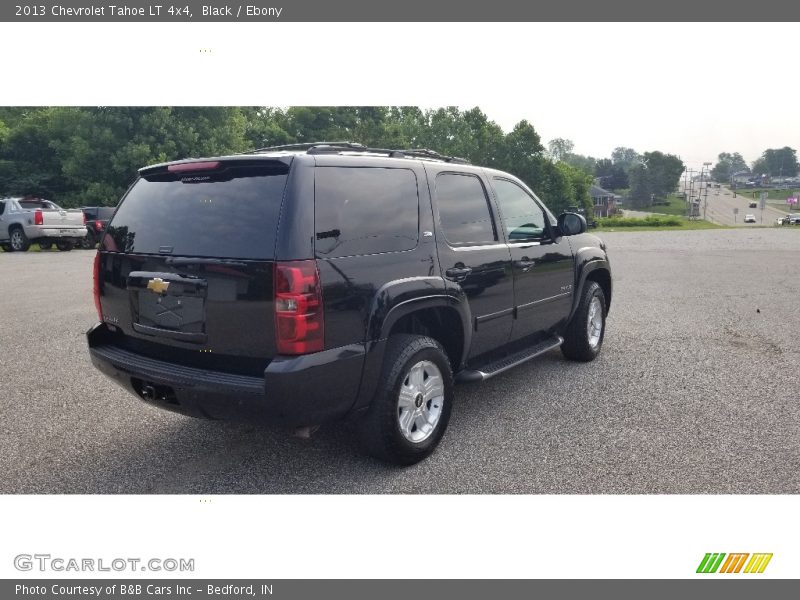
[516,257,536,271]
[445,266,472,281]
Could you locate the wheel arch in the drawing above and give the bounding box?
[569,250,612,322]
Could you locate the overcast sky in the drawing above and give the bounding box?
[3,22,798,174]
[472,23,800,171]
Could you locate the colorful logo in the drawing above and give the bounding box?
[697,553,773,574]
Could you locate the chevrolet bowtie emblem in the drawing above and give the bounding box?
[146,278,170,294]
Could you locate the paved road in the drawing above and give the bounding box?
[1,231,799,494]
[687,184,790,226]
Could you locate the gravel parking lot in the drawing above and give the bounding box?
[1,229,799,494]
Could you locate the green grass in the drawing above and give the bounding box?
[648,194,692,217]
[597,216,727,231]
[732,187,799,202]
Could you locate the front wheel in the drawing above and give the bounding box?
[56,241,74,251]
[561,281,606,362]
[358,334,454,465]
[39,240,53,250]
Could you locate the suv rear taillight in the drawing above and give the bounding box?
[83,212,87,225]
[274,260,324,355]
[94,220,103,232]
[93,251,103,322]
[34,209,43,225]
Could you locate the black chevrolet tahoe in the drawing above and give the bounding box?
[87,142,612,464]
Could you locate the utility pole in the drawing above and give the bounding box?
[683,168,690,217]
[702,162,712,221]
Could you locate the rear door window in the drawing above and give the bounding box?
[104,161,289,259]
[314,167,419,258]
[435,173,497,245]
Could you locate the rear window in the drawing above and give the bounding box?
[19,200,57,210]
[104,162,289,259]
[314,167,419,258]
[97,207,116,220]
[85,207,115,220]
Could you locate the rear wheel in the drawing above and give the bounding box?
[39,240,53,250]
[1,243,13,252]
[358,334,453,465]
[561,280,606,362]
[56,240,74,251]
[9,227,30,252]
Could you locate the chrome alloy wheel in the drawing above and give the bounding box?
[587,296,603,349]
[397,360,445,443]
[10,230,25,250]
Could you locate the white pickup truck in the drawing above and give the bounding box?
[0,197,88,252]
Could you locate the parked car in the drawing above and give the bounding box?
[786,214,800,225]
[78,206,116,249]
[87,142,612,464]
[744,214,757,223]
[0,197,88,252]
[749,201,758,208]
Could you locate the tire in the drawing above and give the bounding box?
[358,334,454,465]
[56,240,74,251]
[39,240,53,250]
[561,280,606,362]
[1,243,13,252]
[9,227,30,252]
[79,232,96,249]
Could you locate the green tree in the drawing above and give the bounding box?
[611,147,639,170]
[547,138,574,162]
[756,147,798,177]
[711,151,748,183]
[594,158,628,190]
[628,151,684,208]
[0,107,253,206]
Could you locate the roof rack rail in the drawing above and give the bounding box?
[241,141,470,164]
[241,141,367,154]
[397,148,470,164]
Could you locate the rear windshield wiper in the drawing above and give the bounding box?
[164,257,248,267]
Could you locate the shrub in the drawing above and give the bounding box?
[597,215,682,228]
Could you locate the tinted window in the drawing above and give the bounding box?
[435,173,496,244]
[104,162,288,259]
[314,167,419,258]
[19,200,56,210]
[0,201,4,216]
[98,207,116,220]
[493,178,548,241]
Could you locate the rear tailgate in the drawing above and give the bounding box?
[97,158,291,375]
[18,200,87,235]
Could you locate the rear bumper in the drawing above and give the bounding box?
[87,323,365,425]
[27,225,88,239]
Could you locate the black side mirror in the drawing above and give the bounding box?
[557,212,587,236]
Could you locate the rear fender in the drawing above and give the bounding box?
[353,278,472,411]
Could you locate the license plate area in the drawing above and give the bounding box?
[127,271,208,344]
